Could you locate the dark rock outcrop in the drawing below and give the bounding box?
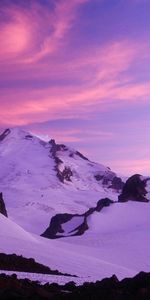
[49,139,73,183]
[0,192,8,217]
[57,167,73,183]
[41,198,113,239]
[49,139,68,153]
[95,198,114,211]
[25,134,33,140]
[118,174,150,203]
[0,128,10,141]
[42,213,76,239]
[94,174,103,181]
[75,150,89,161]
[95,173,124,192]
[109,176,124,191]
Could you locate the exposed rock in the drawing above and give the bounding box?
[0,192,8,217]
[49,139,68,153]
[95,172,124,192]
[42,213,76,239]
[118,174,150,202]
[94,174,103,181]
[109,176,124,191]
[57,167,73,183]
[25,134,33,140]
[96,198,114,211]
[41,198,113,239]
[0,128,10,141]
[75,150,89,161]
[49,139,72,183]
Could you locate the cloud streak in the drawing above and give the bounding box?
[1,37,150,127]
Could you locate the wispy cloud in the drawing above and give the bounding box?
[1,37,150,127]
[0,0,89,64]
[110,159,150,176]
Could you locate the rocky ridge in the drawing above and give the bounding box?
[42,198,113,239]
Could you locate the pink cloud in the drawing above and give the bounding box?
[0,0,150,129]
[32,128,82,143]
[0,0,89,64]
[110,159,150,176]
[0,8,31,61]
[1,37,150,127]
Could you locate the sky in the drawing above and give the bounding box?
[0,0,150,175]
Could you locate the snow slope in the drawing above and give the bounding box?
[61,201,150,275]
[1,127,150,283]
[1,201,150,282]
[0,128,121,234]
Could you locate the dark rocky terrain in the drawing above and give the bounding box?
[1,271,150,299]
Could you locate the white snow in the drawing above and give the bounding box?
[62,216,84,233]
[56,216,84,236]
[0,270,93,285]
[0,201,150,282]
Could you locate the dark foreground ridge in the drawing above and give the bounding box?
[1,271,150,299]
[0,253,76,277]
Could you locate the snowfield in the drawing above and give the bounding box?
[0,128,150,284]
[1,201,150,282]
[0,270,92,286]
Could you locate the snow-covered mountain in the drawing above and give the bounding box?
[1,127,150,284]
[0,127,123,234]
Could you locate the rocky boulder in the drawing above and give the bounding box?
[118,174,150,203]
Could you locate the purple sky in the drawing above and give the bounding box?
[0,0,150,175]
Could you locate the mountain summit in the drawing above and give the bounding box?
[0,127,123,233]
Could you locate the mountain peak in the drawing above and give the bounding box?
[0,127,30,141]
[0,128,41,144]
[0,126,125,234]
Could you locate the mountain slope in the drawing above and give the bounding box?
[0,128,123,234]
[0,212,136,281]
[1,129,150,283]
[1,201,150,281]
